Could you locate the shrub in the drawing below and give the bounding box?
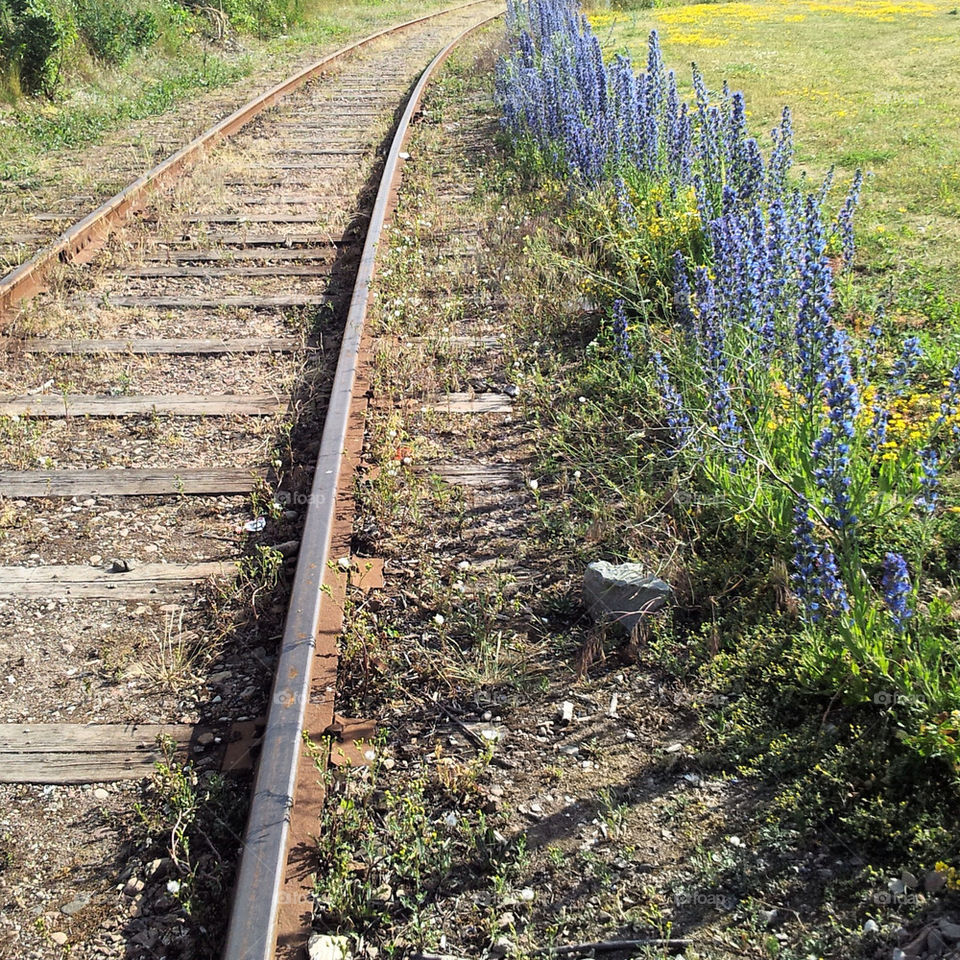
[1,0,75,96]
[78,0,158,64]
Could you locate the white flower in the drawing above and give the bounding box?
[166,880,181,895]
[527,479,539,491]
[573,470,582,479]
[433,614,445,626]
[578,396,587,404]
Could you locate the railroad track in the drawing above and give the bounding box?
[0,5,502,959]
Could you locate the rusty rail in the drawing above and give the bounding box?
[221,9,504,960]
[0,0,492,320]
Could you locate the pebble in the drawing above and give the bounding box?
[93,788,109,801]
[123,878,144,897]
[60,894,91,916]
[51,932,68,946]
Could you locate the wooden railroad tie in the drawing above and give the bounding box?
[0,716,374,784]
[9,337,305,354]
[0,394,286,417]
[424,392,515,414]
[164,233,342,246]
[0,721,264,783]
[0,561,238,599]
[0,466,267,497]
[137,245,340,262]
[117,264,332,278]
[77,294,332,309]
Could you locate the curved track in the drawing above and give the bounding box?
[0,6,502,959]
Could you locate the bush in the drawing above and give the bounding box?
[1,0,75,96]
[78,0,158,64]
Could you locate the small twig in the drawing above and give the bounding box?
[436,702,486,751]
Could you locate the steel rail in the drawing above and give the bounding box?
[221,10,504,960]
[0,0,492,321]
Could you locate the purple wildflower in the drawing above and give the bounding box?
[880,552,912,633]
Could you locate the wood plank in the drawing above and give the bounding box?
[263,163,361,171]
[221,194,341,205]
[81,295,331,309]
[221,179,342,188]
[2,233,43,243]
[168,233,340,246]
[3,755,165,782]
[405,335,502,348]
[0,466,267,496]
[417,462,522,488]
[0,394,286,416]
[426,392,514,414]
[0,723,196,753]
[275,148,368,156]
[0,560,238,598]
[118,264,331,278]
[139,246,339,262]
[11,337,303,354]
[184,214,319,224]
[0,723,211,783]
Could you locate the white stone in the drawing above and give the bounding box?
[307,934,351,960]
[583,561,671,635]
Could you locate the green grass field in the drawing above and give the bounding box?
[589,0,960,320]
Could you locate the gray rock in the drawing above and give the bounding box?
[60,894,91,916]
[938,920,960,941]
[583,561,670,635]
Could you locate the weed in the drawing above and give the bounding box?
[237,543,284,613]
[312,747,527,953]
[135,737,245,920]
[147,605,209,690]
